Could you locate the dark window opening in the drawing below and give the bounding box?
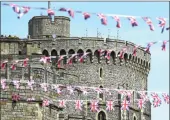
[99,68,103,78]
[99,86,103,100]
[98,111,106,120]
[19,51,22,55]
[134,116,136,120]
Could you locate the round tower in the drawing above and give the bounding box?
[28,16,70,39]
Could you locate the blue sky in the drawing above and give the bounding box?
[1,2,169,120]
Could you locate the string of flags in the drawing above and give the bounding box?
[1,79,169,111]
[2,3,170,33]
[0,40,169,70]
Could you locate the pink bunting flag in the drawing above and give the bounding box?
[12,93,20,101]
[132,45,140,56]
[40,83,48,92]
[23,58,29,67]
[151,92,162,107]
[90,101,99,112]
[75,100,83,111]
[18,6,30,19]
[47,9,55,18]
[67,54,77,65]
[83,12,90,20]
[145,42,157,53]
[1,79,6,90]
[137,99,145,109]
[42,99,50,107]
[105,50,112,61]
[118,47,127,59]
[11,60,19,70]
[98,49,106,57]
[1,60,8,69]
[121,99,130,111]
[142,17,154,31]
[53,85,62,95]
[162,93,169,104]
[59,100,66,108]
[39,56,51,64]
[68,9,74,18]
[112,16,121,28]
[67,86,74,94]
[79,52,90,63]
[57,55,67,68]
[10,4,21,14]
[97,13,107,25]
[157,17,166,33]
[162,40,169,51]
[127,17,138,27]
[139,91,150,102]
[106,101,114,111]
[13,80,20,89]
[27,80,34,91]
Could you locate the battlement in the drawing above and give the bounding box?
[28,16,70,39]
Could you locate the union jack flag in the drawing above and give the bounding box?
[105,50,112,61]
[97,13,107,25]
[68,9,74,18]
[11,60,19,70]
[40,83,48,92]
[79,52,90,63]
[118,47,127,59]
[98,49,106,57]
[39,56,51,64]
[106,101,114,111]
[137,99,145,109]
[67,54,77,65]
[18,6,30,19]
[59,100,66,108]
[152,98,161,108]
[112,16,121,28]
[1,60,8,69]
[145,42,157,53]
[83,12,90,20]
[142,17,154,31]
[95,88,103,94]
[162,93,169,104]
[42,99,50,107]
[67,86,74,94]
[121,99,130,111]
[47,9,55,18]
[13,80,20,89]
[1,79,6,90]
[132,45,140,56]
[157,17,166,33]
[151,92,160,101]
[162,40,169,51]
[10,4,21,14]
[23,58,29,67]
[12,93,20,101]
[75,100,83,111]
[27,80,34,91]
[57,55,67,68]
[127,17,138,27]
[90,101,99,112]
[139,91,150,102]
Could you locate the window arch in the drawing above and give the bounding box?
[42,49,49,56]
[134,116,137,120]
[98,111,106,120]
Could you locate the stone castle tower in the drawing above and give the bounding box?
[0,11,151,120]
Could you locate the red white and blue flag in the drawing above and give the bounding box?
[142,17,154,31]
[162,40,169,51]
[90,101,99,112]
[112,16,121,28]
[106,101,114,111]
[162,93,169,104]
[75,100,83,111]
[127,17,138,27]
[121,99,130,111]
[83,12,90,20]
[157,17,166,33]
[97,13,107,25]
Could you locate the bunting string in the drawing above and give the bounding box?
[2,3,169,33]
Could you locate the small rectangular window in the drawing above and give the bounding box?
[99,68,103,78]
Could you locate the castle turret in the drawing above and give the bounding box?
[28,16,70,39]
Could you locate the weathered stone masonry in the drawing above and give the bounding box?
[1,15,151,120]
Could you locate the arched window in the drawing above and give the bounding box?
[98,111,106,120]
[99,86,103,100]
[134,116,136,120]
[99,68,103,78]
